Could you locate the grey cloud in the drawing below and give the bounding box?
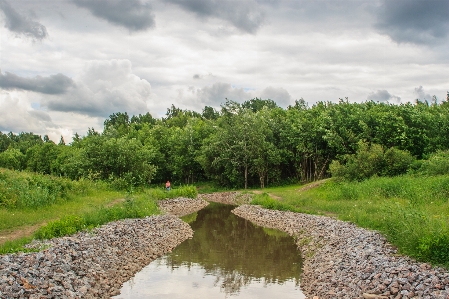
[71,0,155,31]
[196,82,250,105]
[0,0,48,40]
[414,86,432,102]
[375,0,449,45]
[0,71,75,94]
[28,110,52,122]
[260,86,292,107]
[193,74,201,79]
[367,90,401,103]
[42,60,151,118]
[168,0,265,33]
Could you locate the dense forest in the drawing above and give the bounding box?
[1,95,449,189]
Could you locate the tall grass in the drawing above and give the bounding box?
[0,168,102,209]
[251,175,449,268]
[0,168,198,253]
[33,185,197,240]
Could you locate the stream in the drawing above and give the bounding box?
[113,202,305,298]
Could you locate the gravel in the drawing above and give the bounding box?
[0,198,206,299]
[2,194,448,299]
[232,204,449,299]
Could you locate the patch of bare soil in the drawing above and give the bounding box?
[198,192,253,205]
[251,190,282,200]
[296,179,330,193]
[0,223,43,246]
[0,198,127,246]
[106,198,126,207]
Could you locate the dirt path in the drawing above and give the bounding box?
[0,223,44,246]
[251,190,282,200]
[296,179,330,192]
[0,197,127,246]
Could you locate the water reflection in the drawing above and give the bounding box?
[114,202,305,298]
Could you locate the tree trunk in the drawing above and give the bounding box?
[244,165,248,189]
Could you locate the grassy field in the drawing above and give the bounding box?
[251,175,449,268]
[0,168,197,254]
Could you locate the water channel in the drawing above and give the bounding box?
[113,202,305,298]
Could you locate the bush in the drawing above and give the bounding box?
[383,147,415,176]
[147,185,198,200]
[0,169,101,209]
[0,148,25,170]
[34,215,86,239]
[330,141,415,181]
[417,150,449,175]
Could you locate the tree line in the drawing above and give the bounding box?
[1,95,449,189]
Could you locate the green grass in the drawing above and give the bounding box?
[0,168,198,254]
[194,181,232,194]
[251,175,449,268]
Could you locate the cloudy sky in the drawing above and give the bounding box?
[1,0,448,141]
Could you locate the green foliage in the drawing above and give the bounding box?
[330,141,415,181]
[0,169,76,208]
[0,237,35,255]
[34,215,85,239]
[383,147,415,176]
[33,195,159,240]
[147,185,198,200]
[255,176,449,267]
[416,150,449,175]
[2,99,449,189]
[0,148,25,170]
[251,193,293,211]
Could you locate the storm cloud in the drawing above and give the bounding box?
[71,0,155,31]
[0,0,48,40]
[0,71,74,94]
[375,0,449,45]
[167,0,265,33]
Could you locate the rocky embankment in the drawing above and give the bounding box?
[158,197,209,216]
[198,191,253,205]
[233,204,449,299]
[0,198,207,299]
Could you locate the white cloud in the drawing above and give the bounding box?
[0,91,56,134]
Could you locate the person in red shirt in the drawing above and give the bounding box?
[165,180,171,191]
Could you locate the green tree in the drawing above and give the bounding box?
[0,148,25,170]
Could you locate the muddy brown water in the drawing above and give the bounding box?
[113,202,306,298]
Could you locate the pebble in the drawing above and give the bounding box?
[232,204,449,299]
[2,194,448,299]
[0,198,207,298]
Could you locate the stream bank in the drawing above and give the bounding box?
[233,204,449,299]
[0,198,208,298]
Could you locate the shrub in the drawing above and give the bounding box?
[418,150,449,175]
[383,147,415,176]
[0,148,25,170]
[330,141,415,181]
[34,215,86,239]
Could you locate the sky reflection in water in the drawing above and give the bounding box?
[114,202,305,299]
